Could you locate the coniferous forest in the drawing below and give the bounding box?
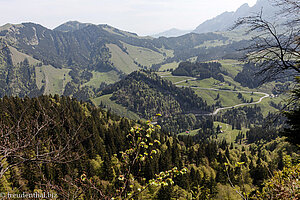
[0,95,298,199]
[0,0,299,199]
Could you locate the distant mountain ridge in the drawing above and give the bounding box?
[193,0,279,33]
[151,28,191,38]
[0,21,239,99]
[54,21,92,32]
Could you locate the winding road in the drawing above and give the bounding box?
[161,75,271,116]
[203,92,269,115]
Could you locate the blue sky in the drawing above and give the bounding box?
[0,0,257,35]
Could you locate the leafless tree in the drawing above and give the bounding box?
[0,98,86,180]
[232,0,300,83]
[274,0,300,25]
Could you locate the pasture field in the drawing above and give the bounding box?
[35,65,71,95]
[83,70,120,87]
[213,122,249,144]
[91,94,141,120]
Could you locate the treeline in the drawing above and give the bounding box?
[234,62,262,89]
[215,105,264,129]
[153,39,249,67]
[0,49,42,98]
[99,70,213,133]
[100,70,211,125]
[246,126,280,144]
[158,114,214,134]
[234,62,294,90]
[0,45,105,101]
[0,95,297,199]
[0,95,132,192]
[172,61,227,82]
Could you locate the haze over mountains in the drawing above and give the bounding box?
[151,28,191,38]
[0,0,280,100]
[0,19,243,99]
[1,0,298,198]
[152,0,278,37]
[194,0,278,33]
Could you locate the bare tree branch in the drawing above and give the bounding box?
[0,97,88,180]
[232,4,300,83]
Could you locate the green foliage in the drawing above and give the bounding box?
[172,61,227,82]
[79,118,188,199]
[91,94,141,120]
[0,49,42,97]
[283,77,300,145]
[234,63,262,89]
[90,155,104,177]
[0,95,297,199]
[0,18,299,200]
[100,70,211,133]
[215,105,264,130]
[253,155,300,200]
[0,22,261,101]
[102,70,210,118]
[0,95,131,197]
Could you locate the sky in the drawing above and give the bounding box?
[0,0,257,36]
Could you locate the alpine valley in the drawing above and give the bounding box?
[0,0,299,199]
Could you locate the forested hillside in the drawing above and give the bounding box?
[0,95,298,199]
[101,70,210,117]
[0,22,251,100]
[0,0,299,199]
[0,46,42,97]
[172,61,227,82]
[94,70,217,134]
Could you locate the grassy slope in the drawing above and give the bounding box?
[121,42,168,67]
[82,70,120,87]
[35,65,72,95]
[178,128,201,136]
[159,57,196,72]
[178,121,249,144]
[8,47,74,95]
[107,42,172,74]
[258,95,286,116]
[220,29,254,42]
[194,40,230,48]
[159,59,284,116]
[160,62,179,71]
[91,94,141,120]
[158,47,174,58]
[194,89,263,107]
[213,122,249,144]
[181,77,219,88]
[163,75,194,83]
[174,76,265,107]
[102,26,141,39]
[9,46,40,66]
[6,46,73,95]
[107,44,140,74]
[218,59,243,77]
